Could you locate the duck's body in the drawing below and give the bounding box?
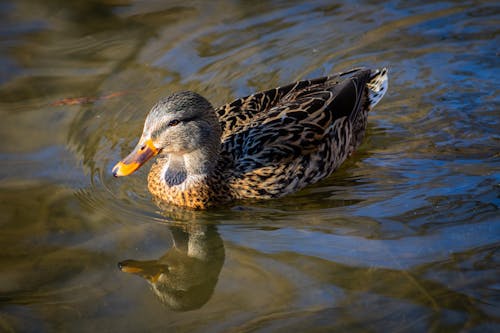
[113,67,388,209]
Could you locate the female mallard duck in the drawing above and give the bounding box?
[113,67,388,209]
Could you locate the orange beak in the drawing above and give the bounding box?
[118,259,165,283]
[112,138,159,177]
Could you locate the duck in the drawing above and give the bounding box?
[112,67,388,209]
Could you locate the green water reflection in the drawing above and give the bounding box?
[119,224,224,311]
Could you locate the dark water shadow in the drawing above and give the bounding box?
[229,244,498,332]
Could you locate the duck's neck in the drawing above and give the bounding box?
[148,146,224,208]
[162,154,188,187]
[161,149,217,188]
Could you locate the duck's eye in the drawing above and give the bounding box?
[168,119,180,127]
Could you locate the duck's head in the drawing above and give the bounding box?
[112,91,221,177]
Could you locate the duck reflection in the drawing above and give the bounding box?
[118,224,224,311]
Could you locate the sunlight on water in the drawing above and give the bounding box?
[0,0,499,332]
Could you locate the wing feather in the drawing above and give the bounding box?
[217,68,372,179]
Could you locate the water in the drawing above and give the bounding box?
[1,0,499,332]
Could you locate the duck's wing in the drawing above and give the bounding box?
[215,76,330,140]
[220,69,378,198]
[215,68,385,141]
[223,69,373,165]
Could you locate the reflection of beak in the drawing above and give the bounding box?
[118,259,166,283]
[112,138,159,177]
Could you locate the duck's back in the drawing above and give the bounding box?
[215,68,388,200]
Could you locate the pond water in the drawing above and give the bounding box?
[1,0,499,332]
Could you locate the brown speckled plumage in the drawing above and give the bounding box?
[114,67,388,209]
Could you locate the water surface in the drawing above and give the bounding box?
[1,0,499,332]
